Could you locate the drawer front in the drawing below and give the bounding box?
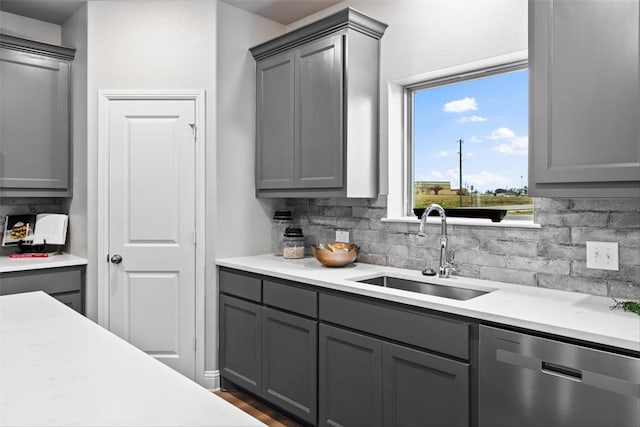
[0,267,82,296]
[52,292,83,314]
[263,280,317,318]
[219,269,262,302]
[319,293,470,359]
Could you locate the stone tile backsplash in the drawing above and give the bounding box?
[283,197,640,299]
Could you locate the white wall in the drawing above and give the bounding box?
[212,0,285,378]
[287,0,528,202]
[0,11,61,44]
[62,5,88,261]
[216,1,285,259]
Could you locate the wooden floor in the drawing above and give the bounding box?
[215,390,302,427]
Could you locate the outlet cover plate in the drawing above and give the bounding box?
[336,230,349,243]
[586,241,619,271]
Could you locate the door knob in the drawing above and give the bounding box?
[110,254,123,264]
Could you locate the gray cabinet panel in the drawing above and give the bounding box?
[256,51,295,189]
[219,269,262,302]
[319,292,470,359]
[383,342,470,427]
[53,291,82,313]
[0,266,84,314]
[263,279,317,317]
[295,35,343,189]
[529,0,640,197]
[262,307,317,424]
[219,295,262,394]
[0,35,74,197]
[319,323,383,427]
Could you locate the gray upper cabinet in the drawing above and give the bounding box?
[0,34,75,197]
[529,0,640,197]
[251,8,387,198]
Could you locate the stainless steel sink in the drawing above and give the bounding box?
[356,275,490,301]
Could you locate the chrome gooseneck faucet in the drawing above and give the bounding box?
[418,203,453,278]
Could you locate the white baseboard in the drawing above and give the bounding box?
[202,370,220,391]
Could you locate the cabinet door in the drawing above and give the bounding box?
[0,48,70,196]
[262,307,317,424]
[219,295,262,394]
[383,342,470,427]
[295,35,344,189]
[256,51,295,189]
[529,0,640,197]
[319,324,383,427]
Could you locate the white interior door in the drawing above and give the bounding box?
[106,98,196,379]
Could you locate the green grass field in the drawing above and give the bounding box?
[414,193,533,214]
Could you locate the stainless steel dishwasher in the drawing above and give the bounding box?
[479,325,640,427]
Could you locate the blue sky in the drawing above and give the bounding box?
[413,69,528,193]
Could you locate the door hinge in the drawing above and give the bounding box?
[189,123,197,142]
[193,231,197,246]
[193,337,197,351]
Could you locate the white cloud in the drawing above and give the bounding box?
[456,115,487,123]
[469,136,483,144]
[437,150,451,157]
[466,152,474,157]
[493,136,528,155]
[487,127,516,140]
[464,171,510,189]
[443,97,477,113]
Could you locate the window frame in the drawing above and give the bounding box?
[403,59,529,217]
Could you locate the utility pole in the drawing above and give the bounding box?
[457,138,463,207]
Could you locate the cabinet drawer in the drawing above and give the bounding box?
[0,267,82,296]
[263,280,317,318]
[319,293,470,360]
[219,269,262,302]
[52,292,82,313]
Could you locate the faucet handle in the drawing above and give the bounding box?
[443,263,456,277]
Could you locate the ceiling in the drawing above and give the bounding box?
[0,0,343,26]
[0,0,86,25]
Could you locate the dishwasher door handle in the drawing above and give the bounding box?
[541,361,583,382]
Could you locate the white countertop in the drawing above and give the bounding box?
[0,291,265,427]
[217,254,640,352]
[0,253,88,273]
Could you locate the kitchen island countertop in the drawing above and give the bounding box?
[0,291,265,427]
[217,254,640,353]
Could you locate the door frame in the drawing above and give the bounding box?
[97,90,206,382]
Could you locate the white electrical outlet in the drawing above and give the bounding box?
[586,241,619,271]
[335,230,349,243]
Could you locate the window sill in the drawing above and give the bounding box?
[381,216,541,229]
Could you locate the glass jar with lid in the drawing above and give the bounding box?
[271,209,293,256]
[282,226,305,259]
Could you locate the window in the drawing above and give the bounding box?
[406,61,532,221]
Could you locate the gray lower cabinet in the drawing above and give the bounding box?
[318,323,470,427]
[382,341,469,427]
[319,324,383,427]
[219,269,318,424]
[219,268,471,427]
[0,265,85,314]
[0,34,75,197]
[262,307,317,424]
[529,0,640,197]
[219,294,262,395]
